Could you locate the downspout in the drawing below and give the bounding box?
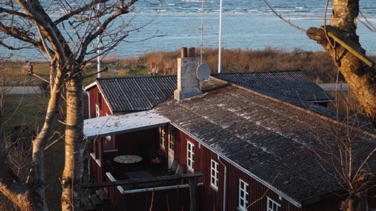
[218,155,227,211]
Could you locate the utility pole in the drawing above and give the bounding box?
[218,0,223,73]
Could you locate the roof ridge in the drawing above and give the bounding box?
[212,70,302,75]
[97,75,176,80]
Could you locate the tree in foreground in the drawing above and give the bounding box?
[0,0,157,210]
[307,0,376,127]
[306,0,375,210]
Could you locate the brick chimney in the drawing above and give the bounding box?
[174,47,202,101]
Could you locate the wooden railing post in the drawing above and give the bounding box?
[189,177,198,211]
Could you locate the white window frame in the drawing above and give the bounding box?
[168,130,175,153]
[210,159,219,190]
[238,179,249,211]
[95,104,100,117]
[187,141,194,172]
[266,197,281,211]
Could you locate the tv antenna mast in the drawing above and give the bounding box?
[198,0,212,64]
[218,0,223,73]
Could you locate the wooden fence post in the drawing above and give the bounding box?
[189,177,198,211]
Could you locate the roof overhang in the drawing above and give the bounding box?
[84,81,98,91]
[83,110,170,139]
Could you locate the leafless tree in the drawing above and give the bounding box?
[0,0,158,210]
[307,0,376,127]
[262,0,376,210]
[305,1,376,209]
[305,1,376,210]
[307,94,376,211]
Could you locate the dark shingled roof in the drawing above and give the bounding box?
[96,76,176,112]
[154,81,376,206]
[212,71,333,103]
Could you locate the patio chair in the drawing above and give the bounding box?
[174,163,186,175]
[168,159,179,174]
[161,159,179,176]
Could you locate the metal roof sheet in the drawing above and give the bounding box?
[97,76,176,112]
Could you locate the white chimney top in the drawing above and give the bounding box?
[174,47,202,101]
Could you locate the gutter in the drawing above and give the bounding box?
[170,122,302,208]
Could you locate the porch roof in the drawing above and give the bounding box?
[83,110,170,139]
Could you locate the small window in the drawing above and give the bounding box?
[168,126,175,152]
[98,92,102,109]
[168,135,175,153]
[187,141,194,171]
[238,179,249,210]
[210,159,219,190]
[95,104,100,117]
[266,197,281,211]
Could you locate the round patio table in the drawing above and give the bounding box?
[113,155,142,164]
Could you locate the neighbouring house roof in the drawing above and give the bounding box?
[212,71,333,103]
[87,76,176,113]
[154,80,376,207]
[85,71,331,114]
[83,110,169,139]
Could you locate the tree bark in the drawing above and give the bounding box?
[61,71,84,210]
[0,1,140,209]
[28,66,63,210]
[307,0,376,127]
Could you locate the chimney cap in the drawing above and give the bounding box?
[181,47,187,58]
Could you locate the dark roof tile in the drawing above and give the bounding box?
[155,83,376,204]
[212,71,333,102]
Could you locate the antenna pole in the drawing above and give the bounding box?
[200,0,204,64]
[218,0,223,73]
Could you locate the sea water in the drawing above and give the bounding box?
[2,0,376,60]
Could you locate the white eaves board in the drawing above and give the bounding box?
[83,110,170,139]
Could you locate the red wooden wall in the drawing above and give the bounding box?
[86,85,112,118]
[167,125,344,211]
[107,175,203,211]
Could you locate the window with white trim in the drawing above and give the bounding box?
[238,179,249,210]
[187,141,194,171]
[210,159,219,190]
[168,127,175,153]
[98,92,102,109]
[266,197,281,211]
[95,104,100,117]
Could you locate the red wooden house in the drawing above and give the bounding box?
[83,51,376,210]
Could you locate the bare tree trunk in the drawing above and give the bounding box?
[61,72,84,210]
[28,72,63,210]
[0,1,141,209]
[307,0,376,127]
